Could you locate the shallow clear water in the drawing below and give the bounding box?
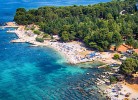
[0,0,110,100]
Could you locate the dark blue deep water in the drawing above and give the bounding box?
[0,0,110,100]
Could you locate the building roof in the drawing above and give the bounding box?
[133,49,138,54]
[110,44,131,53]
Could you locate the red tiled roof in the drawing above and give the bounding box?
[134,49,138,54]
[110,44,131,53]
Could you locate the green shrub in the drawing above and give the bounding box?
[105,65,111,70]
[43,34,50,38]
[110,76,117,84]
[113,54,120,59]
[34,30,41,35]
[36,37,44,42]
[31,26,35,30]
[133,41,138,49]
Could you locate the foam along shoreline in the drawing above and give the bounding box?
[6,24,121,65]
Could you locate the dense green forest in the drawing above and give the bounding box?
[14,0,138,51]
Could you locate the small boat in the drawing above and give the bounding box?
[30,45,38,47]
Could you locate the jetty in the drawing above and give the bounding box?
[7,30,17,33]
[11,39,26,43]
[0,26,19,28]
[98,64,110,68]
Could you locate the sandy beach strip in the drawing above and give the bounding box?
[7,27,92,64]
[5,24,121,65]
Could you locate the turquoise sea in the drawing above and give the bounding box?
[0,0,110,100]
